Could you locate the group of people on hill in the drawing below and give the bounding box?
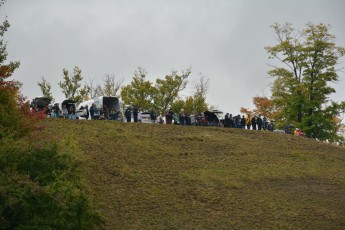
[122,106,275,131]
[48,103,76,119]
[86,104,123,120]
[43,101,278,131]
[223,113,274,131]
[123,106,193,125]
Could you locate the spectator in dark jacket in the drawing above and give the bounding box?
[251,116,257,130]
[166,108,174,124]
[241,115,246,129]
[150,109,157,124]
[133,106,138,122]
[257,115,263,130]
[125,107,131,122]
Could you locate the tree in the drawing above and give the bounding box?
[153,68,191,112]
[121,67,192,113]
[120,67,155,111]
[86,77,97,99]
[58,66,90,104]
[0,2,104,228]
[266,22,345,142]
[94,74,124,97]
[191,74,209,113]
[37,77,54,102]
[252,96,274,119]
[0,4,25,138]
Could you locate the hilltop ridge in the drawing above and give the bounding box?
[40,119,345,229]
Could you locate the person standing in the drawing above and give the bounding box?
[229,114,234,128]
[262,116,267,130]
[246,114,251,130]
[224,113,230,127]
[157,112,164,124]
[133,106,138,122]
[257,114,263,130]
[166,108,174,124]
[90,104,95,120]
[179,109,185,125]
[138,109,142,123]
[150,109,157,124]
[125,106,131,122]
[251,116,257,130]
[241,115,246,129]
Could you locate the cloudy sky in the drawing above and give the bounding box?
[2,0,345,113]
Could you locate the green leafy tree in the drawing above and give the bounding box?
[153,68,191,112]
[171,74,209,115]
[170,96,195,115]
[37,76,54,102]
[0,137,104,229]
[266,22,345,143]
[120,67,155,111]
[58,66,90,104]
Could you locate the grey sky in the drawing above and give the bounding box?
[2,0,345,113]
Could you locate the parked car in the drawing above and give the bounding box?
[140,112,152,124]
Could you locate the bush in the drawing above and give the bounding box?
[0,138,104,229]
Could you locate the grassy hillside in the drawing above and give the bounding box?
[38,119,345,229]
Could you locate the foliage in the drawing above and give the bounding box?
[266,22,345,143]
[252,96,274,119]
[0,137,104,229]
[191,74,209,113]
[0,5,38,139]
[121,67,191,113]
[240,107,253,115]
[58,66,90,104]
[1,3,104,228]
[94,74,124,97]
[121,67,198,114]
[120,67,156,111]
[37,76,54,102]
[153,68,191,112]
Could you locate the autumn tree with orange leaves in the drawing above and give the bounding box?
[240,96,274,119]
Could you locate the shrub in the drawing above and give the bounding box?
[0,138,104,229]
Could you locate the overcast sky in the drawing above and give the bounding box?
[2,0,345,113]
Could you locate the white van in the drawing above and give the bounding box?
[76,96,122,120]
[50,99,77,118]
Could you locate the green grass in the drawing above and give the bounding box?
[37,119,345,229]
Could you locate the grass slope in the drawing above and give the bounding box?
[39,119,345,229]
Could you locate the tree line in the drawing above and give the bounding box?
[38,66,210,118]
[28,24,345,143]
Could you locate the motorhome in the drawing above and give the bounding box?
[76,96,122,120]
